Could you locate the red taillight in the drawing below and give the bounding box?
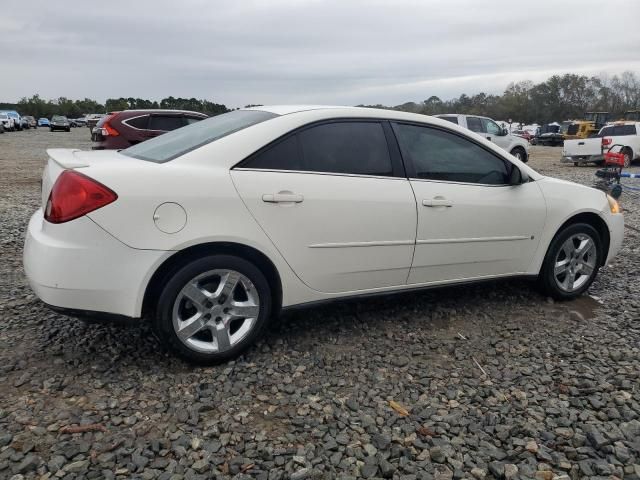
[44,171,117,223]
[99,113,120,137]
[602,137,612,146]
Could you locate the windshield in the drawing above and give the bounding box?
[122,110,278,163]
[52,116,66,121]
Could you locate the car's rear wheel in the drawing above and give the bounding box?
[538,223,601,300]
[153,255,272,364]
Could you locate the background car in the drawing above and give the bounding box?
[0,110,22,131]
[24,106,624,364]
[86,113,106,130]
[38,118,50,127]
[49,115,70,132]
[22,115,37,128]
[436,113,530,162]
[91,109,208,149]
[73,117,88,127]
[0,113,12,131]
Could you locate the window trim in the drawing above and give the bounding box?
[233,118,406,178]
[389,121,516,187]
[122,114,151,130]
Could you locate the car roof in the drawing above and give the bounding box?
[117,109,208,115]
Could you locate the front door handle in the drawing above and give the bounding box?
[423,198,452,207]
[262,192,304,203]
[487,136,492,142]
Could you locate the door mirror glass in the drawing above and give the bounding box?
[500,128,509,136]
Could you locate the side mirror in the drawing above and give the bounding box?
[501,128,509,136]
[509,166,529,185]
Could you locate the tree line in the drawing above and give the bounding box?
[0,95,230,119]
[2,71,638,124]
[362,71,640,124]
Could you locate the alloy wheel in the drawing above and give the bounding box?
[171,269,260,353]
[553,233,597,293]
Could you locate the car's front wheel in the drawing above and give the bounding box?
[510,146,527,162]
[538,223,602,300]
[153,255,272,364]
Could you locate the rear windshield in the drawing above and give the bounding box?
[122,110,278,163]
[599,125,637,137]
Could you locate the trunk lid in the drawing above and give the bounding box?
[41,148,125,208]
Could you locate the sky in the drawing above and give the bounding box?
[2,0,640,108]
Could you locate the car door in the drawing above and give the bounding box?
[231,120,417,293]
[391,122,546,284]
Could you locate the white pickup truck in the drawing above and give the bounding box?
[562,122,640,167]
[436,114,530,162]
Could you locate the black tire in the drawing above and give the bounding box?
[66,127,70,132]
[510,146,527,163]
[538,223,602,300]
[622,148,632,168]
[574,162,579,167]
[152,254,272,364]
[50,127,54,132]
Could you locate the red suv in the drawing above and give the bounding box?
[91,110,208,149]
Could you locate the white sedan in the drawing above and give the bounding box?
[24,106,624,363]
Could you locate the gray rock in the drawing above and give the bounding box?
[372,433,391,450]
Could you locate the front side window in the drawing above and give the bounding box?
[299,122,392,176]
[482,118,502,135]
[393,123,512,185]
[242,121,393,177]
[466,117,483,133]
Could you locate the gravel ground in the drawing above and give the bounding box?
[1,129,639,480]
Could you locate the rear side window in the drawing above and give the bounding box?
[149,115,185,131]
[185,116,205,125]
[245,136,302,171]
[466,117,483,133]
[393,123,512,185]
[122,110,278,163]
[600,125,637,136]
[125,115,149,129]
[242,121,393,177]
[439,116,458,125]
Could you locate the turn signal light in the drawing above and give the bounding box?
[607,194,620,214]
[45,171,117,223]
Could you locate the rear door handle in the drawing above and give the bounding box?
[262,192,304,203]
[423,198,452,207]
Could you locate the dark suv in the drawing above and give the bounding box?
[91,110,208,150]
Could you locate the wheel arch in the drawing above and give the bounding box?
[548,212,610,267]
[141,242,283,319]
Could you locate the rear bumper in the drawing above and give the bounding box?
[561,154,604,164]
[24,209,167,318]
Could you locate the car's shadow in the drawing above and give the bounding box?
[18,276,576,375]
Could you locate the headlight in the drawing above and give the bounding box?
[607,194,621,214]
